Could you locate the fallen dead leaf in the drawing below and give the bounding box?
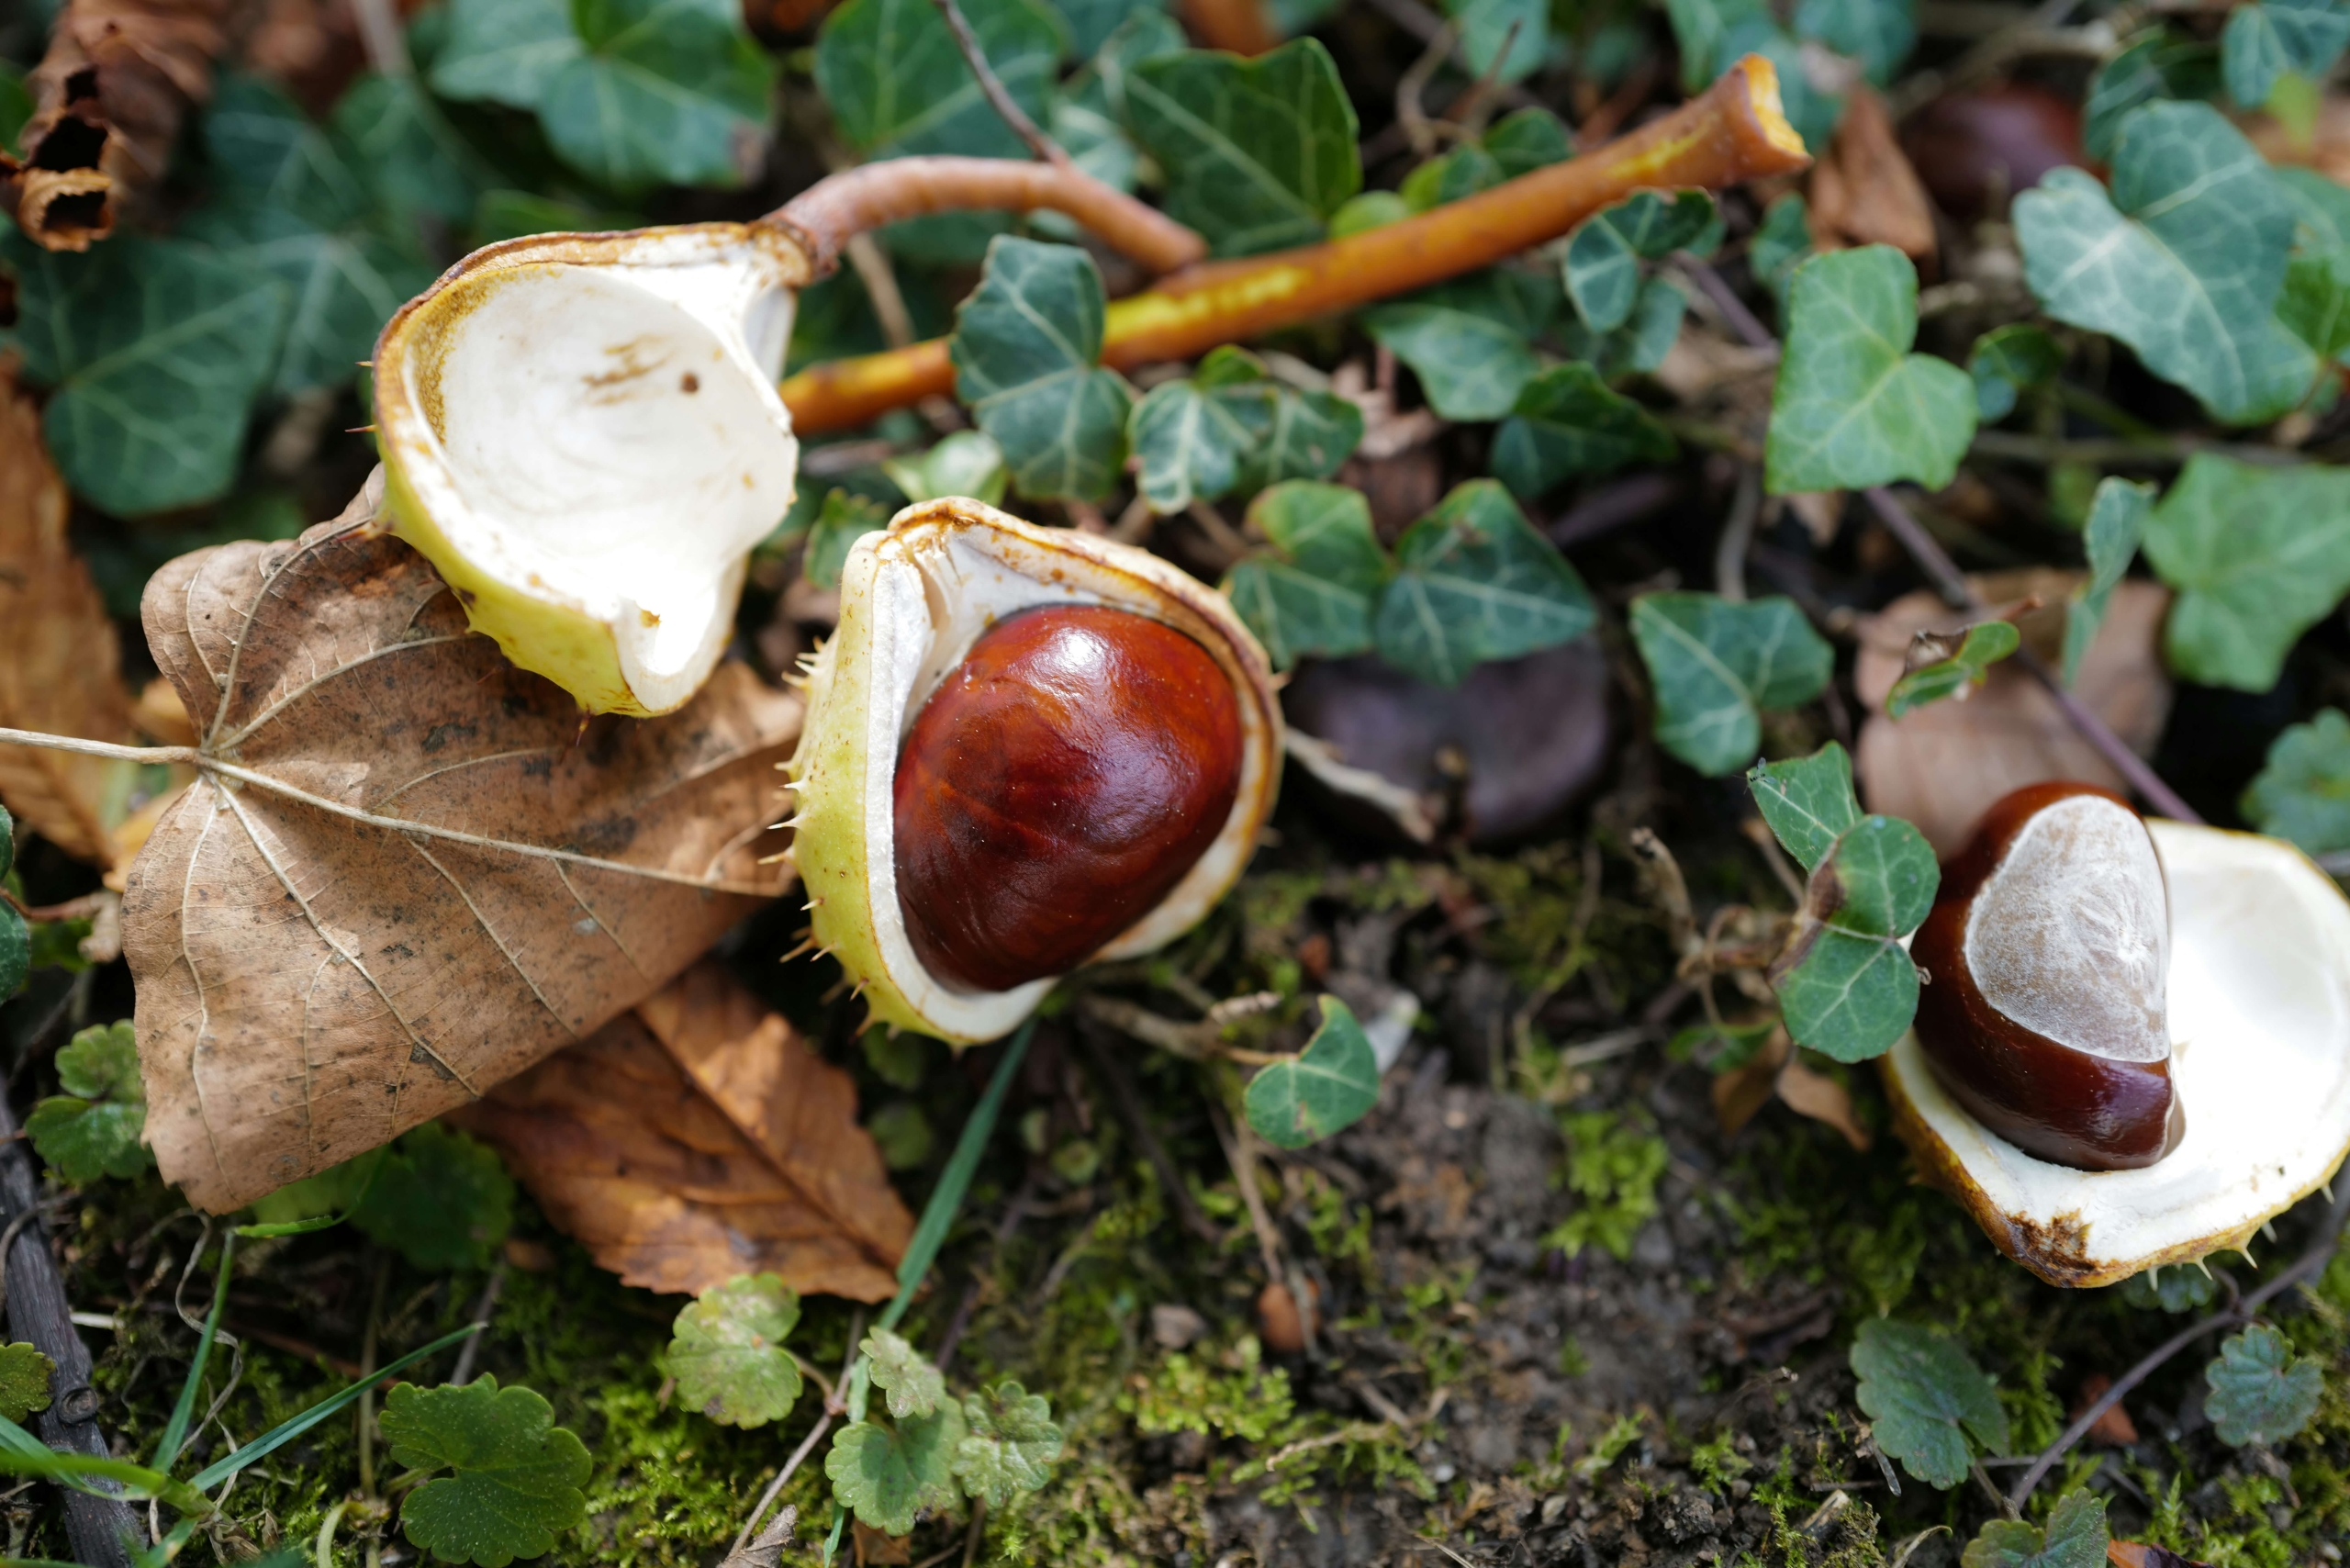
[852,1520,912,1565]
[2071,1372,2139,1447]
[1810,87,1939,263]
[123,476,801,1213]
[452,966,911,1301]
[1712,1027,1788,1141]
[4,0,233,250]
[1852,569,2172,857]
[1774,1054,1871,1151]
[2108,1543,2207,1568]
[0,363,148,868]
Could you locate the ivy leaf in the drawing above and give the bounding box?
[1751,192,1813,323]
[1245,995,1381,1150]
[2204,1324,2323,1447]
[1774,815,1938,1062]
[1237,379,1363,493]
[805,489,892,589]
[1628,594,1833,777]
[1793,0,1916,86]
[1128,354,1274,514]
[1765,245,1975,495]
[826,1404,969,1536]
[954,1382,1065,1509]
[1362,307,1537,424]
[863,1327,946,1420]
[2243,708,2350,855]
[1968,323,2061,422]
[2140,453,2350,691]
[2016,101,2311,426]
[538,0,778,189]
[1372,480,1595,686]
[1560,274,1688,378]
[2279,245,2350,364]
[1441,0,1546,84]
[2222,0,2350,109]
[383,1378,591,1568]
[2,231,285,517]
[1747,741,1862,874]
[950,237,1133,501]
[187,75,433,397]
[1492,363,1676,501]
[666,1273,803,1428]
[0,809,21,1002]
[819,0,1066,161]
[1962,1490,2109,1568]
[1850,1318,2009,1491]
[1125,39,1360,255]
[2083,28,2217,162]
[1886,621,2020,718]
[332,73,495,224]
[2121,1266,2218,1313]
[1401,106,1570,208]
[430,0,581,108]
[1483,106,1572,176]
[25,1022,152,1185]
[882,431,1008,509]
[2064,477,2151,685]
[0,1344,53,1427]
[1564,189,1717,332]
[1051,0,1164,58]
[1222,481,1385,668]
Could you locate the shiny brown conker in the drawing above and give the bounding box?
[1910,781,2185,1171]
[892,603,1244,992]
[1900,82,2087,221]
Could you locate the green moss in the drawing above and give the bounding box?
[1543,1108,1668,1260]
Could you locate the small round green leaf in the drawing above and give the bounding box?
[0,1343,56,1425]
[1852,1318,2009,1491]
[954,1381,1064,1509]
[1961,1489,2108,1568]
[825,1403,968,1537]
[2204,1324,2322,1447]
[863,1327,945,1421]
[384,1377,591,1568]
[666,1273,803,1428]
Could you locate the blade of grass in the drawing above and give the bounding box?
[233,1147,388,1239]
[0,1446,207,1515]
[152,1232,233,1474]
[185,1321,480,1493]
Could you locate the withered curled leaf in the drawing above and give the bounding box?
[123,484,800,1213]
[453,964,912,1300]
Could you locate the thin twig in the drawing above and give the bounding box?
[730,1313,862,1559]
[448,1260,508,1386]
[1714,465,1761,601]
[927,0,1066,165]
[2006,1184,2350,1512]
[1206,1101,1285,1282]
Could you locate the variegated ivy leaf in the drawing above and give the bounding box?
[1967,322,2061,422]
[1125,39,1360,256]
[2140,453,2350,690]
[2064,476,2151,685]
[819,0,1066,161]
[1751,192,1812,323]
[1129,347,1273,514]
[2243,708,2350,855]
[536,0,777,189]
[1774,815,1939,1061]
[1628,593,1833,777]
[1238,377,1363,493]
[2222,0,2350,110]
[1492,363,1676,501]
[1765,245,1975,496]
[1559,274,1688,379]
[1747,741,1861,874]
[1244,995,1381,1149]
[431,0,581,108]
[1441,0,1546,85]
[1885,621,2020,718]
[1563,189,1717,333]
[1365,269,1557,422]
[1371,481,1595,687]
[950,237,1133,501]
[1221,481,1386,668]
[1050,0,1166,60]
[2017,101,2311,427]
[2082,28,2218,162]
[1792,0,1916,85]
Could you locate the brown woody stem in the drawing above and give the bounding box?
[781,55,1813,432]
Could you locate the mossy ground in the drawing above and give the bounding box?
[13,822,2350,1566]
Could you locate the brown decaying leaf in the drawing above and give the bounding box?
[1808,87,1938,263]
[0,364,143,867]
[1712,1025,1871,1149]
[452,964,912,1301]
[4,0,233,250]
[1852,569,2172,857]
[2070,1372,2139,1447]
[122,483,801,1213]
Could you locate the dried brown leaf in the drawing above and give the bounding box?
[0,364,142,866]
[1774,1055,1871,1151]
[1712,1028,1789,1140]
[453,967,911,1301]
[122,481,800,1212]
[1809,87,1938,263]
[4,0,233,250]
[1852,571,2172,857]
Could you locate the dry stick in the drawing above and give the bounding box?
[781,56,1814,432]
[2006,1183,2350,1512]
[1678,261,2207,827]
[730,1310,864,1560]
[0,1086,135,1568]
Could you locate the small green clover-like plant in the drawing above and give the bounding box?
[1968,323,2062,422]
[1962,1489,2109,1568]
[1245,995,1381,1150]
[1751,744,1939,1062]
[2065,476,2151,685]
[1222,481,1387,669]
[2141,453,2350,691]
[1373,480,1595,686]
[0,807,28,1004]
[26,1022,153,1185]
[950,237,1134,502]
[1885,621,2020,718]
[863,1327,946,1420]
[1765,244,1976,496]
[1629,593,1833,777]
[953,1382,1065,1509]
[2243,707,2350,855]
[382,1377,591,1568]
[826,1400,969,1537]
[665,1273,803,1428]
[0,1343,55,1426]
[1562,189,1718,334]
[2203,1324,2323,1447]
[1491,363,1676,502]
[1851,1317,2009,1491]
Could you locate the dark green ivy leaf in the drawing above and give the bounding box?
[1558,274,1688,378]
[2222,0,2350,110]
[1245,995,1381,1149]
[384,1378,591,1568]
[25,1022,152,1185]
[1628,593,1833,777]
[954,1382,1064,1508]
[431,0,580,109]
[1774,815,1938,1062]
[827,1403,969,1536]
[1968,322,2061,422]
[2279,244,2350,364]
[1792,0,1916,86]
[2243,707,2350,855]
[2141,453,2350,691]
[1886,621,2020,717]
[1492,362,1676,501]
[1049,0,1164,59]
[950,237,1133,501]
[804,489,892,588]
[1372,480,1595,686]
[1563,189,1717,333]
[2204,1324,2323,1447]
[1222,482,1385,668]
[0,809,24,1002]
[1361,304,1539,422]
[2084,29,2218,162]
[331,73,496,224]
[1747,741,1862,874]
[1441,0,1546,84]
[1961,1490,2108,1568]
[538,0,777,189]
[1128,349,1275,515]
[666,1273,803,1428]
[2065,477,2151,685]
[1850,1317,2009,1490]
[1750,192,1813,324]
[819,0,1066,161]
[1662,0,1841,150]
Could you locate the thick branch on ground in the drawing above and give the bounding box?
[782,55,1813,431]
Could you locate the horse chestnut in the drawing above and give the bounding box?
[893,605,1244,991]
[1910,782,2184,1170]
